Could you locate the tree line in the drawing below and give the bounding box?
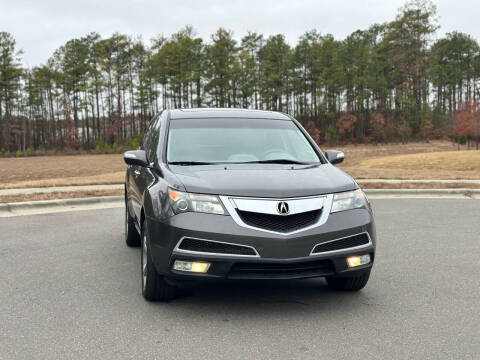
[1,0,480,155]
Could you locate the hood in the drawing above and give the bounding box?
[169,164,357,198]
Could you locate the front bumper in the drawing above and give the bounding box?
[146,207,375,281]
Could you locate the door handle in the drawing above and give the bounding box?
[134,170,141,176]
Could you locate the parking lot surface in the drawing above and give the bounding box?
[0,199,479,359]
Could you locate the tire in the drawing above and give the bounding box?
[326,270,371,291]
[125,201,141,247]
[141,219,176,301]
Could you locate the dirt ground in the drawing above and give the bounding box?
[336,140,480,179]
[0,154,125,189]
[0,141,479,190]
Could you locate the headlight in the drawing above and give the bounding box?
[331,189,368,213]
[168,188,226,215]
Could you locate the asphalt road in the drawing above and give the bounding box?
[0,199,479,359]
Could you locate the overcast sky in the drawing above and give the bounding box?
[1,0,479,66]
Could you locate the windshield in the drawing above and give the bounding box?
[167,118,321,164]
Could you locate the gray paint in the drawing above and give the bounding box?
[125,108,374,281]
[170,163,356,198]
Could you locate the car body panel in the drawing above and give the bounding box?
[145,207,375,272]
[125,108,376,283]
[169,108,291,120]
[170,163,357,198]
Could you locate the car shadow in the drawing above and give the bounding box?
[159,278,376,319]
[127,247,378,319]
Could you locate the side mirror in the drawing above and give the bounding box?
[124,150,148,167]
[325,150,344,165]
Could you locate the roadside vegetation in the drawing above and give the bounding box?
[342,149,480,179]
[1,0,480,156]
[0,141,479,193]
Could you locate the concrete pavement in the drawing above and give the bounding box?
[0,184,123,196]
[0,199,479,359]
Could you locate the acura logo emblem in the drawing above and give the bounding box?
[277,201,290,215]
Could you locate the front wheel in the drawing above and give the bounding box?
[141,220,176,301]
[326,270,371,291]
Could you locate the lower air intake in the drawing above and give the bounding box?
[311,233,370,254]
[228,259,334,279]
[177,238,257,256]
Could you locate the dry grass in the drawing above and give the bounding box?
[0,154,125,189]
[337,140,469,179]
[337,140,459,165]
[0,189,123,203]
[343,150,480,179]
[1,141,479,191]
[358,151,480,171]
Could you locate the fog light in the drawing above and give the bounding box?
[173,260,210,273]
[346,254,370,268]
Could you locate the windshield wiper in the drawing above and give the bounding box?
[169,159,314,166]
[241,159,312,165]
[168,161,217,166]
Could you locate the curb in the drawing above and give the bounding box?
[0,184,123,196]
[1,189,479,217]
[0,196,123,217]
[364,188,480,198]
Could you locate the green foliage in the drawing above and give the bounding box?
[0,0,479,151]
[15,149,23,157]
[0,32,23,150]
[456,135,467,145]
[325,125,339,145]
[128,134,142,150]
[397,122,412,143]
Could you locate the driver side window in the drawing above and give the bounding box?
[142,113,161,162]
[147,116,162,163]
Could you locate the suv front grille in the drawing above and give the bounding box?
[177,237,257,256]
[311,233,370,254]
[236,209,321,233]
[228,259,334,279]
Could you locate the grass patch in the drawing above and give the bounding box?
[345,150,480,180]
[0,142,479,190]
[358,151,480,172]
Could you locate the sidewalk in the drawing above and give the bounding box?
[2,179,480,196]
[0,179,480,196]
[357,179,480,183]
[0,184,123,196]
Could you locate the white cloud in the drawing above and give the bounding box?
[0,0,478,66]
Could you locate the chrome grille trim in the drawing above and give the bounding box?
[173,236,260,258]
[309,232,373,256]
[232,196,325,215]
[220,194,333,235]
